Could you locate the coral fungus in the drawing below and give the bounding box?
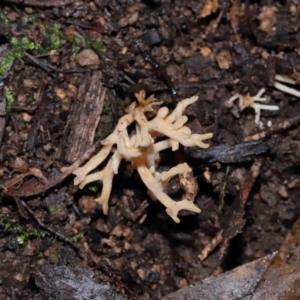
[71,91,213,223]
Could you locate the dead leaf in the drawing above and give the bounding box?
[163,254,275,300]
[251,215,300,299]
[199,0,219,18]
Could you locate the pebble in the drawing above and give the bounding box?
[22,112,32,122]
[54,87,66,100]
[184,53,212,75]
[23,79,34,88]
[143,29,161,46]
[22,240,36,257]
[7,12,19,22]
[277,185,289,199]
[78,196,98,215]
[111,224,124,238]
[24,7,33,14]
[11,157,29,173]
[216,49,232,69]
[75,49,100,69]
[260,183,280,207]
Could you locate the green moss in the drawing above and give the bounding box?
[0,21,103,78]
[0,37,37,76]
[4,86,15,113]
[70,233,84,242]
[219,165,230,210]
[69,37,103,56]
[0,215,45,245]
[0,11,9,25]
[38,23,64,52]
[36,22,103,55]
[17,229,45,245]
[48,204,64,216]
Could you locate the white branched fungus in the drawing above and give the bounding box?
[228,88,279,126]
[71,91,213,223]
[274,74,300,98]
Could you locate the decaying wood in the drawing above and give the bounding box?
[26,75,49,151]
[229,0,241,43]
[0,44,13,147]
[61,71,106,164]
[0,87,5,147]
[2,0,76,7]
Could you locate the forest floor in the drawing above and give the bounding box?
[0,0,300,299]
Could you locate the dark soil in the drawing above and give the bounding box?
[0,0,300,299]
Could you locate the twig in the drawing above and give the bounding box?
[198,230,224,262]
[2,0,76,7]
[244,115,300,141]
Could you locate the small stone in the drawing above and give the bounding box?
[11,157,29,173]
[260,183,280,207]
[61,6,76,17]
[123,227,132,238]
[111,224,124,238]
[94,219,111,234]
[23,78,34,88]
[277,185,288,199]
[200,46,212,56]
[184,53,212,75]
[78,196,98,215]
[118,17,128,28]
[75,49,100,69]
[128,11,139,25]
[98,17,106,27]
[67,84,77,97]
[216,49,232,69]
[143,29,161,47]
[54,87,66,99]
[24,7,33,14]
[22,112,32,122]
[7,12,19,22]
[22,240,36,256]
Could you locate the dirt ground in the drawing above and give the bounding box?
[0,0,300,299]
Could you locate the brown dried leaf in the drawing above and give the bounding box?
[251,215,300,299]
[199,0,219,18]
[163,254,275,300]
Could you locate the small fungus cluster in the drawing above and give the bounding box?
[72,91,213,223]
[228,74,300,127]
[228,88,279,126]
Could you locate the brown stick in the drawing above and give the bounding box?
[2,0,76,7]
